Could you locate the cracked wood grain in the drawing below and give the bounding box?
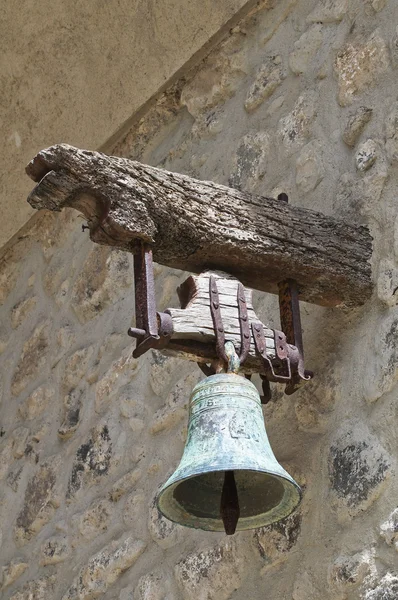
[26,144,373,307]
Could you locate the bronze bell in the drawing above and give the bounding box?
[157,369,301,534]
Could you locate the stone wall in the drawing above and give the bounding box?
[2,0,398,598]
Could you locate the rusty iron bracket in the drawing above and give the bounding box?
[250,279,313,402]
[127,248,312,399]
[278,279,313,395]
[237,283,251,365]
[202,276,252,376]
[209,275,228,365]
[252,323,292,383]
[127,244,173,358]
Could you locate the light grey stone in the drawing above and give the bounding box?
[329,421,391,516]
[279,91,317,149]
[62,535,146,600]
[58,388,84,439]
[11,296,37,329]
[371,0,388,12]
[295,140,324,192]
[11,322,50,396]
[356,139,378,172]
[307,0,348,23]
[133,571,171,600]
[149,498,184,549]
[334,31,390,106]
[289,25,323,75]
[175,540,244,600]
[244,58,285,112]
[363,574,398,599]
[254,512,301,572]
[61,346,95,391]
[71,247,133,324]
[9,576,55,600]
[18,386,54,420]
[385,101,398,162]
[377,259,398,307]
[76,498,112,540]
[67,423,113,499]
[181,48,246,118]
[380,508,398,549]
[40,535,70,565]
[1,559,28,590]
[342,107,373,147]
[229,132,271,191]
[15,458,60,545]
[328,550,376,589]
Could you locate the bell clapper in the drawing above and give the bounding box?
[221,470,240,535]
[220,341,242,534]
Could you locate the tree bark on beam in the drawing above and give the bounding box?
[26,144,372,308]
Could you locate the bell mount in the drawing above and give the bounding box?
[128,243,313,403]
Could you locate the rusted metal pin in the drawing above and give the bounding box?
[220,470,240,535]
[133,244,158,339]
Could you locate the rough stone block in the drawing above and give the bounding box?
[149,354,180,397]
[371,0,388,12]
[328,550,376,590]
[356,139,378,172]
[329,422,391,515]
[11,296,37,329]
[11,426,30,459]
[335,31,390,106]
[132,571,171,600]
[15,458,60,544]
[62,535,146,599]
[363,574,398,599]
[229,132,270,191]
[254,512,301,571]
[61,346,95,391]
[1,559,28,590]
[380,508,398,549]
[40,535,70,565]
[181,48,246,118]
[377,259,398,307]
[76,498,112,540]
[9,576,55,600]
[149,498,184,549]
[58,388,84,439]
[109,468,142,502]
[67,423,113,499]
[295,140,324,193]
[385,101,398,162]
[362,313,398,402]
[279,91,317,149]
[18,386,54,421]
[175,540,244,600]
[307,0,348,23]
[71,247,132,324]
[96,350,140,413]
[244,58,285,112]
[342,106,373,147]
[11,322,50,396]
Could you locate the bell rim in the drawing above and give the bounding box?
[157,465,302,532]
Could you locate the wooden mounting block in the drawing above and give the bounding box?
[26,144,373,308]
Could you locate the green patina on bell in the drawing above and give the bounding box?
[157,347,301,534]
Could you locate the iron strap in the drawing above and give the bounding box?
[209,275,228,364]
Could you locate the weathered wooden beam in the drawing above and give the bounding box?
[26,144,373,307]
